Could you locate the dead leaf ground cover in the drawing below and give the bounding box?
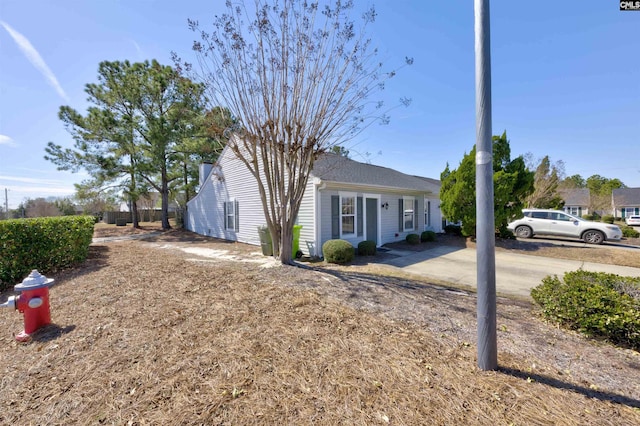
[0,224,639,424]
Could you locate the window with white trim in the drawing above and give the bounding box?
[567,206,579,216]
[424,199,432,228]
[224,200,237,231]
[624,207,635,217]
[340,192,356,236]
[403,196,415,231]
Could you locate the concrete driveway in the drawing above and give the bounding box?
[377,245,640,298]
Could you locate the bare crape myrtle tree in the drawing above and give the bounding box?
[176,0,412,263]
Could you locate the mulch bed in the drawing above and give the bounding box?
[0,228,638,424]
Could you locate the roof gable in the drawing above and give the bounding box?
[558,188,590,206]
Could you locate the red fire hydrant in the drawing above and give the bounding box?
[0,270,54,342]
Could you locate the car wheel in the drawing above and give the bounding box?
[515,225,533,238]
[583,230,604,245]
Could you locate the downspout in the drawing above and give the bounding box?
[314,177,326,258]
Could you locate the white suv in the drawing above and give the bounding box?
[507,209,622,244]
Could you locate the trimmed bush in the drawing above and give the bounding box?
[420,230,436,242]
[531,270,640,349]
[444,224,462,236]
[405,233,420,245]
[322,239,355,264]
[357,240,376,256]
[622,226,640,238]
[602,215,615,224]
[497,227,515,239]
[0,216,95,290]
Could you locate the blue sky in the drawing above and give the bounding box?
[1,1,638,209]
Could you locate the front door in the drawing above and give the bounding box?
[366,198,378,245]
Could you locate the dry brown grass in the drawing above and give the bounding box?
[0,225,639,424]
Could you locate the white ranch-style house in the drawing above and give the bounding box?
[612,188,640,219]
[185,145,443,258]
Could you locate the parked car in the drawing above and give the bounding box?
[507,209,622,244]
[625,215,640,226]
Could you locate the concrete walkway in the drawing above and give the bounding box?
[377,246,640,298]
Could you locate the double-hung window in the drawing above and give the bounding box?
[340,192,356,236]
[567,206,579,216]
[224,200,238,231]
[424,199,431,228]
[403,196,415,231]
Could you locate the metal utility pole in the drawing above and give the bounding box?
[4,188,8,219]
[474,0,497,370]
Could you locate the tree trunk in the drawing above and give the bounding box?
[279,223,293,264]
[270,224,281,258]
[161,165,171,230]
[129,168,140,228]
[131,200,140,227]
[183,161,190,203]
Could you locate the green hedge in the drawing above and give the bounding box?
[531,270,640,349]
[444,224,462,236]
[357,240,376,256]
[420,230,437,242]
[0,216,95,290]
[322,239,355,264]
[405,233,420,245]
[622,226,640,238]
[602,215,615,224]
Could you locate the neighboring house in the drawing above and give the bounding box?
[185,146,443,257]
[138,192,181,213]
[558,188,590,217]
[612,188,640,218]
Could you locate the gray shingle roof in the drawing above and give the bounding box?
[613,188,640,206]
[558,188,590,206]
[311,153,440,193]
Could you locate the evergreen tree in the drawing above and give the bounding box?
[46,60,213,229]
[440,131,534,237]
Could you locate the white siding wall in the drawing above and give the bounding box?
[187,146,321,254]
[297,178,317,256]
[225,151,267,245]
[379,194,424,245]
[319,190,333,253]
[185,164,226,238]
[380,195,401,245]
[187,145,444,256]
[316,187,441,256]
[186,147,266,246]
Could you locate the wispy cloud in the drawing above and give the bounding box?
[0,174,70,185]
[0,20,70,102]
[130,38,144,60]
[5,185,74,196]
[0,174,76,207]
[0,134,18,147]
